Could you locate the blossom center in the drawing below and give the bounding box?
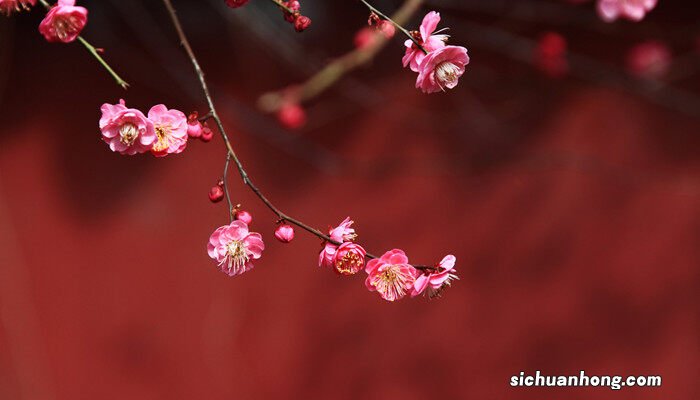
[335,251,363,275]
[371,265,412,301]
[221,240,249,275]
[54,15,82,41]
[434,61,460,89]
[153,125,172,152]
[119,123,138,146]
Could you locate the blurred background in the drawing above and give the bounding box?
[0,0,698,399]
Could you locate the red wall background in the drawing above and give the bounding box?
[0,1,698,399]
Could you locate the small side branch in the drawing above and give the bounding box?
[38,0,129,89]
[161,0,432,270]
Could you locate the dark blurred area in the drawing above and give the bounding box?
[0,0,699,399]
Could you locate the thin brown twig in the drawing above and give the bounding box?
[259,0,424,113]
[161,0,433,271]
[359,0,427,54]
[268,0,294,15]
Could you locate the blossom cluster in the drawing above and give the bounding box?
[99,100,211,156]
[225,0,312,32]
[401,12,470,94]
[596,0,657,22]
[207,216,458,302]
[567,0,658,23]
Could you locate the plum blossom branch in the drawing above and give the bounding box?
[268,0,293,14]
[37,0,128,89]
[259,0,424,113]
[359,0,427,54]
[161,0,435,272]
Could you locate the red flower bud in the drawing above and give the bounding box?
[208,185,225,203]
[283,1,300,22]
[294,15,311,32]
[200,125,214,142]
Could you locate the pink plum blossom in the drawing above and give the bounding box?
[0,0,35,16]
[365,249,417,302]
[416,45,469,94]
[38,0,87,43]
[207,220,265,276]
[596,0,657,22]
[329,217,357,243]
[333,242,366,275]
[147,104,188,157]
[319,217,359,269]
[100,99,156,155]
[318,242,337,269]
[403,11,448,72]
[411,255,458,298]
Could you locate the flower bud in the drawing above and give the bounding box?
[274,224,295,243]
[200,124,214,142]
[283,0,300,22]
[187,112,203,138]
[208,185,224,203]
[294,15,311,32]
[234,210,253,225]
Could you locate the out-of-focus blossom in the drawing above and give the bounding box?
[147,105,188,157]
[224,0,249,8]
[277,103,306,130]
[416,45,469,94]
[354,28,376,49]
[411,255,458,298]
[100,99,156,155]
[234,210,253,225]
[354,22,395,50]
[365,249,417,302]
[535,32,569,78]
[596,0,657,22]
[333,242,366,275]
[626,40,671,79]
[0,0,35,16]
[377,20,395,39]
[274,224,295,243]
[38,0,87,43]
[207,221,264,276]
[403,11,448,72]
